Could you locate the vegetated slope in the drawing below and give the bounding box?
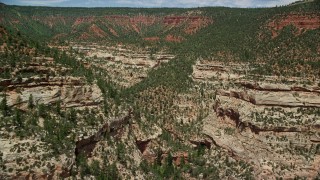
[0,1,320,179]
[1,2,319,75]
[125,1,320,95]
[0,25,107,179]
[0,6,213,44]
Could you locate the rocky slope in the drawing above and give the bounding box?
[0,1,320,179]
[1,5,213,43]
[70,43,175,87]
[192,59,320,179]
[268,13,320,38]
[0,59,103,110]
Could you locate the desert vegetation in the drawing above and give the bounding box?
[0,0,320,179]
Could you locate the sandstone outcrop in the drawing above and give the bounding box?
[75,110,133,158]
[192,58,320,179]
[0,76,103,109]
[203,107,320,179]
[74,44,174,87]
[238,81,320,93]
[40,13,213,41]
[268,13,320,37]
[0,138,75,179]
[217,88,320,108]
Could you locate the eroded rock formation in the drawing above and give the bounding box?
[268,13,320,37]
[75,110,133,158]
[0,76,103,110]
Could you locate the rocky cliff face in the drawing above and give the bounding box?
[71,43,175,87]
[0,137,75,179]
[75,110,133,158]
[0,50,106,179]
[17,12,213,43]
[1,3,320,179]
[0,62,103,110]
[268,13,320,37]
[192,59,320,179]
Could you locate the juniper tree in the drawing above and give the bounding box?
[1,94,9,116]
[28,94,34,109]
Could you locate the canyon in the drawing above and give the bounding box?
[0,1,319,179]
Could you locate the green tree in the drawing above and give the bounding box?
[116,143,126,164]
[28,94,34,109]
[68,108,77,124]
[163,153,174,177]
[43,116,54,136]
[56,100,62,115]
[156,148,162,166]
[37,104,47,118]
[167,153,173,168]
[0,94,9,116]
[30,113,38,126]
[14,109,22,127]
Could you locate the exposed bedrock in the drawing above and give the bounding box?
[0,76,103,109]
